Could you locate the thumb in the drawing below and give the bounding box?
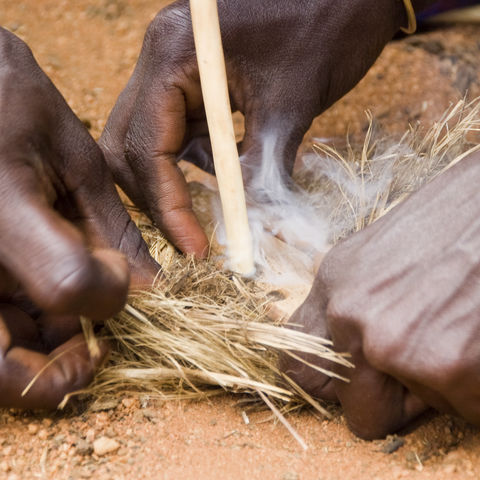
[328,313,428,440]
[332,352,428,440]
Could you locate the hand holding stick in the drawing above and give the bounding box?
[190,0,255,276]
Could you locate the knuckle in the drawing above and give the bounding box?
[116,216,144,258]
[62,140,108,192]
[315,261,332,291]
[40,253,95,313]
[124,127,150,165]
[362,326,400,372]
[42,357,93,407]
[98,126,124,169]
[0,29,33,70]
[57,350,92,391]
[437,354,474,392]
[326,286,365,329]
[326,288,399,370]
[316,244,347,289]
[325,288,348,321]
[147,3,191,47]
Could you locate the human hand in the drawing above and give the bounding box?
[100,0,414,257]
[0,28,158,408]
[281,150,480,439]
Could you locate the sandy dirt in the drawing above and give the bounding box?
[1,1,480,479]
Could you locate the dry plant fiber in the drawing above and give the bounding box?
[67,98,480,445]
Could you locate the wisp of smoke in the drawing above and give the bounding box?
[215,133,330,286]
[213,100,480,286]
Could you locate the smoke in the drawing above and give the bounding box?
[213,133,330,286]
[213,133,405,286]
[212,99,480,286]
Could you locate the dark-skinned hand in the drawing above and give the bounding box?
[281,150,480,440]
[100,0,425,257]
[0,28,159,409]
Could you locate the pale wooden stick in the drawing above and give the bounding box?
[190,0,255,276]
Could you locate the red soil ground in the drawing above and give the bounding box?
[1,1,480,478]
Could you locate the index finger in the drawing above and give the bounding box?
[124,85,209,257]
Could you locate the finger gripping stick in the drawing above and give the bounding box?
[190,0,255,277]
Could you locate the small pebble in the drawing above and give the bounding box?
[7,23,21,32]
[443,464,457,474]
[27,424,39,435]
[75,439,93,456]
[381,435,405,454]
[42,418,53,428]
[93,437,120,456]
[53,434,66,446]
[122,398,135,409]
[91,399,119,412]
[81,118,92,129]
[142,409,157,423]
[46,54,62,70]
[133,410,144,423]
[85,429,96,443]
[2,445,12,456]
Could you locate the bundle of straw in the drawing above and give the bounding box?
[82,246,350,418]
[76,99,480,429]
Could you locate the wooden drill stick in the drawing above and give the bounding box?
[190,0,255,276]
